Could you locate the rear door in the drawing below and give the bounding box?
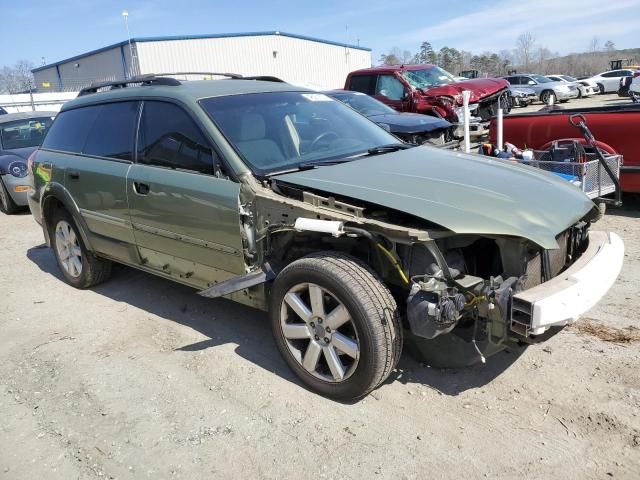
[41,102,138,248]
[127,100,245,288]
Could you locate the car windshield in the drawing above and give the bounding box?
[0,116,55,150]
[401,66,458,89]
[200,91,401,175]
[561,75,577,82]
[327,92,397,116]
[531,74,553,83]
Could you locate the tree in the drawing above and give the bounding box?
[588,36,600,53]
[0,60,36,94]
[417,41,437,64]
[515,32,536,71]
[604,40,616,53]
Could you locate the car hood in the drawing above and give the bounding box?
[274,147,595,249]
[421,78,509,103]
[368,112,451,134]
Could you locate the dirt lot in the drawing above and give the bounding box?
[516,90,631,113]
[1,93,639,479]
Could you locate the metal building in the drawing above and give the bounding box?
[32,31,371,92]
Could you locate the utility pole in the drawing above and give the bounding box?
[122,10,135,78]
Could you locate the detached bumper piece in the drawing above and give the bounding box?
[511,231,624,336]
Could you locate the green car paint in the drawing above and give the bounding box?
[274,147,596,250]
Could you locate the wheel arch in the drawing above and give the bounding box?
[41,183,94,251]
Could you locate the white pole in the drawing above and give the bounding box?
[497,106,504,151]
[462,90,471,153]
[122,11,134,78]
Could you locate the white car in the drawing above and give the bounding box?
[630,75,640,102]
[587,69,637,93]
[546,75,598,98]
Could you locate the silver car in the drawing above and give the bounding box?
[501,74,579,104]
[0,112,56,214]
[546,75,598,98]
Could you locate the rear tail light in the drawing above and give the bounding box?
[633,72,640,78]
[27,150,37,173]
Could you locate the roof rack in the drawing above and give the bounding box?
[76,72,284,97]
[77,74,181,96]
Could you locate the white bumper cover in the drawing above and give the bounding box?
[512,231,624,334]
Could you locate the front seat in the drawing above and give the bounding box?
[235,113,286,168]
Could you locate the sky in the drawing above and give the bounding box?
[2,0,639,68]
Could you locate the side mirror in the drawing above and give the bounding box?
[402,90,410,101]
[527,80,536,85]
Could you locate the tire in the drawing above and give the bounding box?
[270,251,401,400]
[577,88,583,99]
[597,83,605,94]
[50,209,112,289]
[540,90,557,105]
[0,178,20,215]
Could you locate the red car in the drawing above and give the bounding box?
[344,64,510,134]
[489,104,640,192]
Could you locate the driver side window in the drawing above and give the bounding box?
[375,75,406,101]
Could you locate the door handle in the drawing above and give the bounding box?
[133,181,150,195]
[68,169,80,180]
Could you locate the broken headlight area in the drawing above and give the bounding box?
[405,222,591,344]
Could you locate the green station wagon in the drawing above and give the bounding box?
[28,74,624,400]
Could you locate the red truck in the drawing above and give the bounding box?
[345,64,510,136]
[490,104,640,193]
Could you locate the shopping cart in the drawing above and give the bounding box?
[514,114,622,205]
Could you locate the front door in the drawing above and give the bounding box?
[126,100,245,289]
[373,74,410,112]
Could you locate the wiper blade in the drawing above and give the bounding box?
[297,158,354,169]
[365,143,414,156]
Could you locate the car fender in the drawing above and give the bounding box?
[40,182,94,251]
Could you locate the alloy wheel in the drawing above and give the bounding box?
[55,220,83,278]
[280,283,360,382]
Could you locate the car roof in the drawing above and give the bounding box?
[0,111,57,124]
[61,79,310,112]
[349,64,437,75]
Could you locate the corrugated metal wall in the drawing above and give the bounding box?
[33,34,370,92]
[33,46,137,92]
[136,35,371,89]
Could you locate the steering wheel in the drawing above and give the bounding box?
[309,131,339,151]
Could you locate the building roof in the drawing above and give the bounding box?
[61,78,309,111]
[32,31,371,73]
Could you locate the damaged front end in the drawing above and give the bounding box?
[403,217,624,365]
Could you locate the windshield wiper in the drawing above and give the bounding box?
[364,143,414,157]
[297,158,355,169]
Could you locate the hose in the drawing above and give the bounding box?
[375,243,410,284]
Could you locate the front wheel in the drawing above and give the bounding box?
[270,252,401,400]
[0,178,20,215]
[540,90,557,105]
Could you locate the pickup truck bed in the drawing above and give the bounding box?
[489,104,640,193]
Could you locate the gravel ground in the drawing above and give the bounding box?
[1,95,638,478]
[514,91,632,113]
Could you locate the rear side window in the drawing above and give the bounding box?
[137,101,214,175]
[348,74,376,95]
[42,107,100,153]
[83,102,138,160]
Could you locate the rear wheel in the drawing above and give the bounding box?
[50,209,112,289]
[270,252,401,400]
[0,178,20,215]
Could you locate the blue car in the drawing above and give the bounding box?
[0,111,56,214]
[325,90,453,146]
